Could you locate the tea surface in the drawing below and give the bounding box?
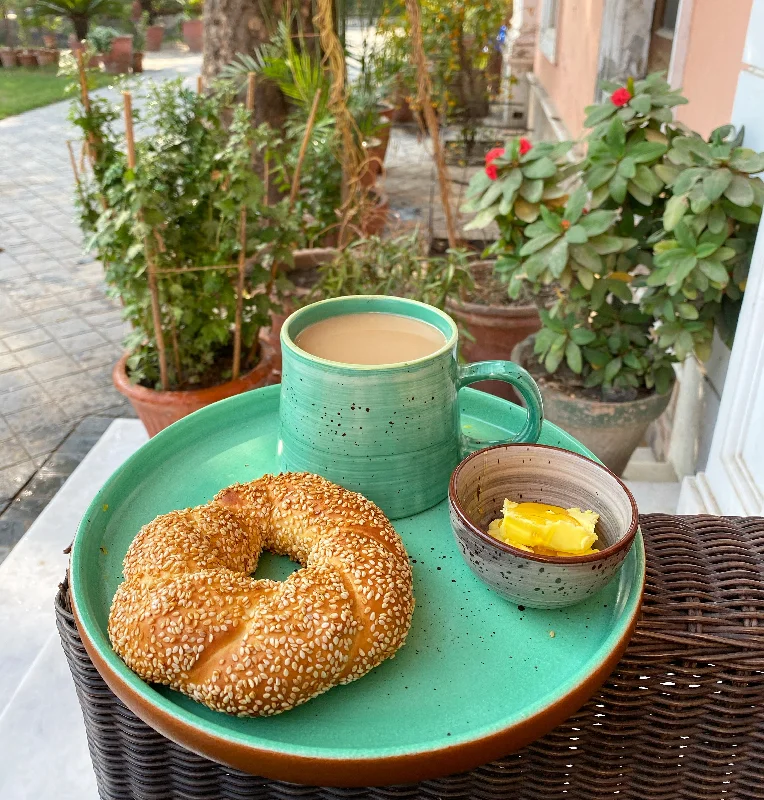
[294,312,446,365]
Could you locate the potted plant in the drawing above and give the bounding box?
[70,80,301,435]
[0,46,19,68]
[181,0,202,51]
[87,24,115,67]
[16,17,38,66]
[130,11,147,72]
[468,73,764,473]
[455,135,574,400]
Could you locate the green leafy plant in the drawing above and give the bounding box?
[463,72,764,399]
[34,0,124,40]
[70,79,301,390]
[307,231,474,310]
[640,124,764,359]
[461,135,574,299]
[87,24,118,53]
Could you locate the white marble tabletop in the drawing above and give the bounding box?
[0,420,147,800]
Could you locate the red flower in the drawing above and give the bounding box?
[485,147,505,163]
[611,87,632,107]
[519,137,532,155]
[485,147,505,180]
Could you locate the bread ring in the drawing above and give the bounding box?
[108,473,415,717]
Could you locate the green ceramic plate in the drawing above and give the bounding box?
[70,385,645,786]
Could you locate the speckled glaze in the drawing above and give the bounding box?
[280,296,544,519]
[449,444,639,608]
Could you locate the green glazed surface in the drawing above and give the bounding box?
[71,385,644,765]
[280,296,543,519]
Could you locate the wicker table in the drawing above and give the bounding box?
[57,514,764,800]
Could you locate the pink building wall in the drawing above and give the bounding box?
[674,0,753,137]
[533,0,606,138]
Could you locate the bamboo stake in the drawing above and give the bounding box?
[76,50,97,168]
[123,90,169,391]
[197,75,203,94]
[289,88,322,210]
[169,311,183,384]
[232,73,256,380]
[66,140,83,195]
[404,0,459,249]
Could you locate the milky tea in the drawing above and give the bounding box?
[294,312,447,366]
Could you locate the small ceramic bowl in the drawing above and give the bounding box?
[448,443,639,609]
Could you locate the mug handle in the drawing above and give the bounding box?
[456,361,544,452]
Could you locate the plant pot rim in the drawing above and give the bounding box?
[112,345,274,403]
[446,296,538,316]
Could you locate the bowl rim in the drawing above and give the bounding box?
[448,443,639,565]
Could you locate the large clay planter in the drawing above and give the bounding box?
[132,51,143,73]
[113,345,276,437]
[145,25,164,52]
[18,50,38,67]
[36,49,59,67]
[512,336,673,475]
[182,18,203,52]
[0,48,19,68]
[110,34,132,63]
[446,262,541,403]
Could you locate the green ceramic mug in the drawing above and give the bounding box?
[279,295,543,519]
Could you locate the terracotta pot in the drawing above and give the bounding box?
[36,48,59,67]
[263,247,340,382]
[447,291,541,405]
[0,48,18,68]
[110,34,133,60]
[378,100,395,122]
[131,0,142,20]
[145,24,164,52]
[42,34,57,48]
[360,189,389,236]
[113,345,276,437]
[182,18,203,52]
[376,120,391,160]
[390,82,414,123]
[17,50,38,68]
[512,336,673,475]
[132,51,143,72]
[359,136,384,188]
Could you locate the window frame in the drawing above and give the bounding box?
[539,0,561,64]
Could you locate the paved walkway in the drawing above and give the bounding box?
[0,52,202,555]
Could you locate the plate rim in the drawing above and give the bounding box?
[70,385,646,786]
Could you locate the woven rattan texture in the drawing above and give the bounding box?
[57,514,764,799]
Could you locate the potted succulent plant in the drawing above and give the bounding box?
[466,73,764,473]
[70,80,301,435]
[456,136,573,400]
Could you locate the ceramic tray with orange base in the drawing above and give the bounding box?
[69,385,645,787]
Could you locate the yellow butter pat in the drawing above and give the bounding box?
[487,499,599,556]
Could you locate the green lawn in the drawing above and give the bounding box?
[0,65,112,120]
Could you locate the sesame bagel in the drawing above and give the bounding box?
[107,472,415,717]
